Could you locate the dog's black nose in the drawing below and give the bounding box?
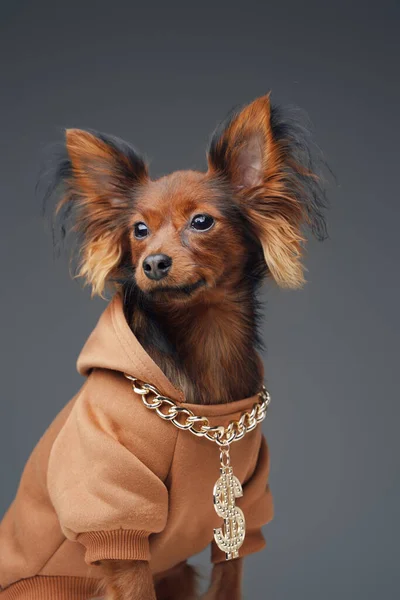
[143,254,172,280]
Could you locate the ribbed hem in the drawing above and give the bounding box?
[78,529,150,564]
[211,529,266,563]
[0,575,99,599]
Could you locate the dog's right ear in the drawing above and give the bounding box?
[65,129,148,200]
[46,129,148,297]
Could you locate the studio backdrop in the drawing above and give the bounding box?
[0,2,399,599]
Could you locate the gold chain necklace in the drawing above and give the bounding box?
[124,373,271,560]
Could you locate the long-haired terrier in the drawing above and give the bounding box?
[0,94,327,600]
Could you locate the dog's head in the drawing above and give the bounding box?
[47,94,327,302]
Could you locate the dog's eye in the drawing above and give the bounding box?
[190,214,215,231]
[134,222,149,239]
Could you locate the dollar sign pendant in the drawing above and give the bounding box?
[213,444,246,560]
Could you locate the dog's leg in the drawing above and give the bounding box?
[154,561,198,600]
[200,558,243,600]
[99,559,157,600]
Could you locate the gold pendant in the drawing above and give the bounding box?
[213,444,246,560]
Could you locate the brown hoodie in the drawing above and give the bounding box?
[0,294,273,599]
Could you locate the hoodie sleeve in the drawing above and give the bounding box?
[211,434,274,563]
[47,369,177,565]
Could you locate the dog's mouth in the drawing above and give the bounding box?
[148,278,206,297]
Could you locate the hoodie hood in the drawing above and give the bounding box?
[77,293,185,402]
[77,293,265,414]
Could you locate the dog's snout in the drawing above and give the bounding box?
[143,254,172,280]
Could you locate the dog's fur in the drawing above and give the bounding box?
[43,94,327,599]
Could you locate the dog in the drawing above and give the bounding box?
[0,94,327,600]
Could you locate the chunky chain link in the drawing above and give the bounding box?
[124,374,271,446]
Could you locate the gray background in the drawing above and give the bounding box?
[0,1,399,599]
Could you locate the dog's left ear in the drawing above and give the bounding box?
[207,94,327,288]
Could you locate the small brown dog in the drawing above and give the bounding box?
[0,94,326,600]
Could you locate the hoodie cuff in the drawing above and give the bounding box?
[78,529,150,564]
[211,528,266,564]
